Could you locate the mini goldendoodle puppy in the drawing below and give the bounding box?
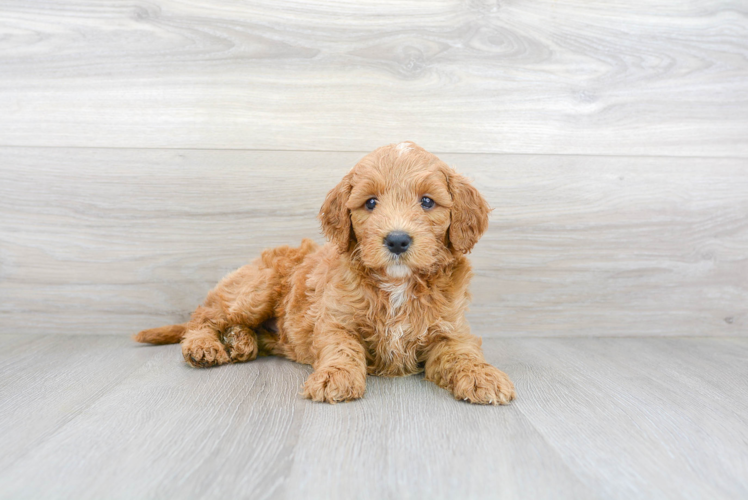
[135,142,515,405]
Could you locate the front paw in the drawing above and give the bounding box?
[451,364,516,405]
[302,367,366,404]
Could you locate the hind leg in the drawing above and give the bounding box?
[182,324,230,368]
[221,325,259,362]
[182,324,259,368]
[183,262,279,368]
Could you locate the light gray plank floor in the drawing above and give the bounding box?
[0,335,745,499]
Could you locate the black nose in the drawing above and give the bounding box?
[384,231,412,255]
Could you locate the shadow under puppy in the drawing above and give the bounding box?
[135,142,516,405]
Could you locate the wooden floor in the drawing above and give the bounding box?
[0,334,746,499]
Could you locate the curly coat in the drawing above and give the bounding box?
[135,142,516,405]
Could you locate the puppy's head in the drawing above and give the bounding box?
[319,142,490,277]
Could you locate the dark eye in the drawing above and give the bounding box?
[421,196,435,210]
[365,198,377,211]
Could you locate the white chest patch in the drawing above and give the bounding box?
[381,321,408,363]
[375,274,419,367]
[380,280,410,311]
[386,323,406,341]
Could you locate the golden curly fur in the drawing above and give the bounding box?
[134,142,516,405]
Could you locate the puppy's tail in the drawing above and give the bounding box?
[133,323,187,345]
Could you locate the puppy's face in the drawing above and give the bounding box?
[320,142,490,277]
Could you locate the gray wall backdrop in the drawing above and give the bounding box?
[1,0,746,337]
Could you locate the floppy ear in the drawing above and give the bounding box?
[448,172,490,254]
[318,172,354,252]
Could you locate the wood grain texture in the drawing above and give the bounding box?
[0,335,159,471]
[0,335,746,499]
[0,0,747,155]
[2,147,747,337]
[507,338,748,499]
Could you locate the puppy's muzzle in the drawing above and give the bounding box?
[384,231,412,255]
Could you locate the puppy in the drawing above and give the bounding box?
[135,142,515,405]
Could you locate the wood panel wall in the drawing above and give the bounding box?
[1,0,746,336]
